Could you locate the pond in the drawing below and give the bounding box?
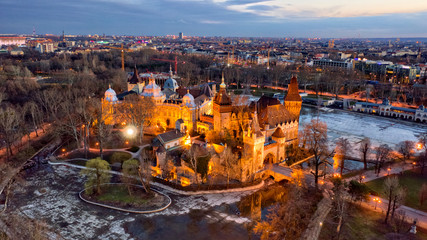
[124,183,288,240]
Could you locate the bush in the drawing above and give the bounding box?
[81,158,111,195]
[348,180,370,201]
[109,152,132,165]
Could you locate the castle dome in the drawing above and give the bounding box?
[182,90,196,108]
[164,77,178,91]
[104,85,118,102]
[164,65,179,91]
[142,74,164,98]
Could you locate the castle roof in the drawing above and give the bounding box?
[104,85,118,102]
[142,74,164,98]
[272,127,286,138]
[128,66,142,84]
[254,96,281,110]
[258,104,295,128]
[214,89,232,105]
[285,76,302,102]
[214,74,232,106]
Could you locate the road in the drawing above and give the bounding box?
[0,124,51,162]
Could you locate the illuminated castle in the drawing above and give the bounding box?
[103,72,302,171]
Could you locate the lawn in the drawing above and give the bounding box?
[319,203,427,240]
[342,166,375,179]
[365,169,427,212]
[96,185,152,206]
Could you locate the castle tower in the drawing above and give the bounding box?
[213,73,232,132]
[127,66,144,94]
[284,75,302,119]
[243,111,265,170]
[271,127,286,163]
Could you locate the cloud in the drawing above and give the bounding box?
[221,0,427,18]
[200,20,225,24]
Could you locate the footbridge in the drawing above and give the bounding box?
[259,164,294,182]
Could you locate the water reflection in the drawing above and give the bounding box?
[237,183,287,221]
[125,210,251,240]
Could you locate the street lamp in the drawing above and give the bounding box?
[373,197,381,210]
[124,126,137,138]
[416,143,423,150]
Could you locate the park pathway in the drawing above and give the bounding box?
[301,195,332,240]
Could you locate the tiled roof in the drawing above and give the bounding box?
[258,104,295,127]
[285,76,302,102]
[272,127,286,138]
[214,88,232,105]
[158,130,185,144]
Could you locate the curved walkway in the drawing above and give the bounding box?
[79,183,172,214]
[48,160,265,196]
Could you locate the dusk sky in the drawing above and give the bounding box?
[2,0,427,37]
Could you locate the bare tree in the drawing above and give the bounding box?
[56,95,83,149]
[396,141,414,173]
[391,187,406,220]
[375,144,391,176]
[0,107,22,159]
[331,177,348,240]
[186,144,201,186]
[220,145,240,186]
[336,137,352,176]
[359,137,371,170]
[76,97,96,158]
[417,132,427,175]
[397,140,414,162]
[138,147,152,193]
[23,101,42,138]
[92,101,112,159]
[384,176,400,224]
[302,119,331,187]
[253,186,314,240]
[120,95,155,144]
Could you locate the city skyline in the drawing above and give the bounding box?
[2,0,427,38]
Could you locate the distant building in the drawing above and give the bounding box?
[328,39,335,49]
[0,37,26,46]
[10,49,24,56]
[179,32,184,40]
[35,42,55,53]
[353,99,427,123]
[354,60,393,79]
[385,64,417,83]
[313,59,353,69]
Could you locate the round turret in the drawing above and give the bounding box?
[104,85,118,102]
[182,90,195,108]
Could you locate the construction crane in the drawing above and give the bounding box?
[107,43,133,71]
[151,56,180,74]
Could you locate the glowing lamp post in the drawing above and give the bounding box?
[373,197,381,210]
[124,126,137,138]
[417,143,423,150]
[126,128,135,136]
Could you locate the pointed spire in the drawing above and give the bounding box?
[220,72,226,89]
[251,110,262,138]
[169,65,173,77]
[187,89,190,94]
[109,84,111,89]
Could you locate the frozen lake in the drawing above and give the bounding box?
[299,106,427,148]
